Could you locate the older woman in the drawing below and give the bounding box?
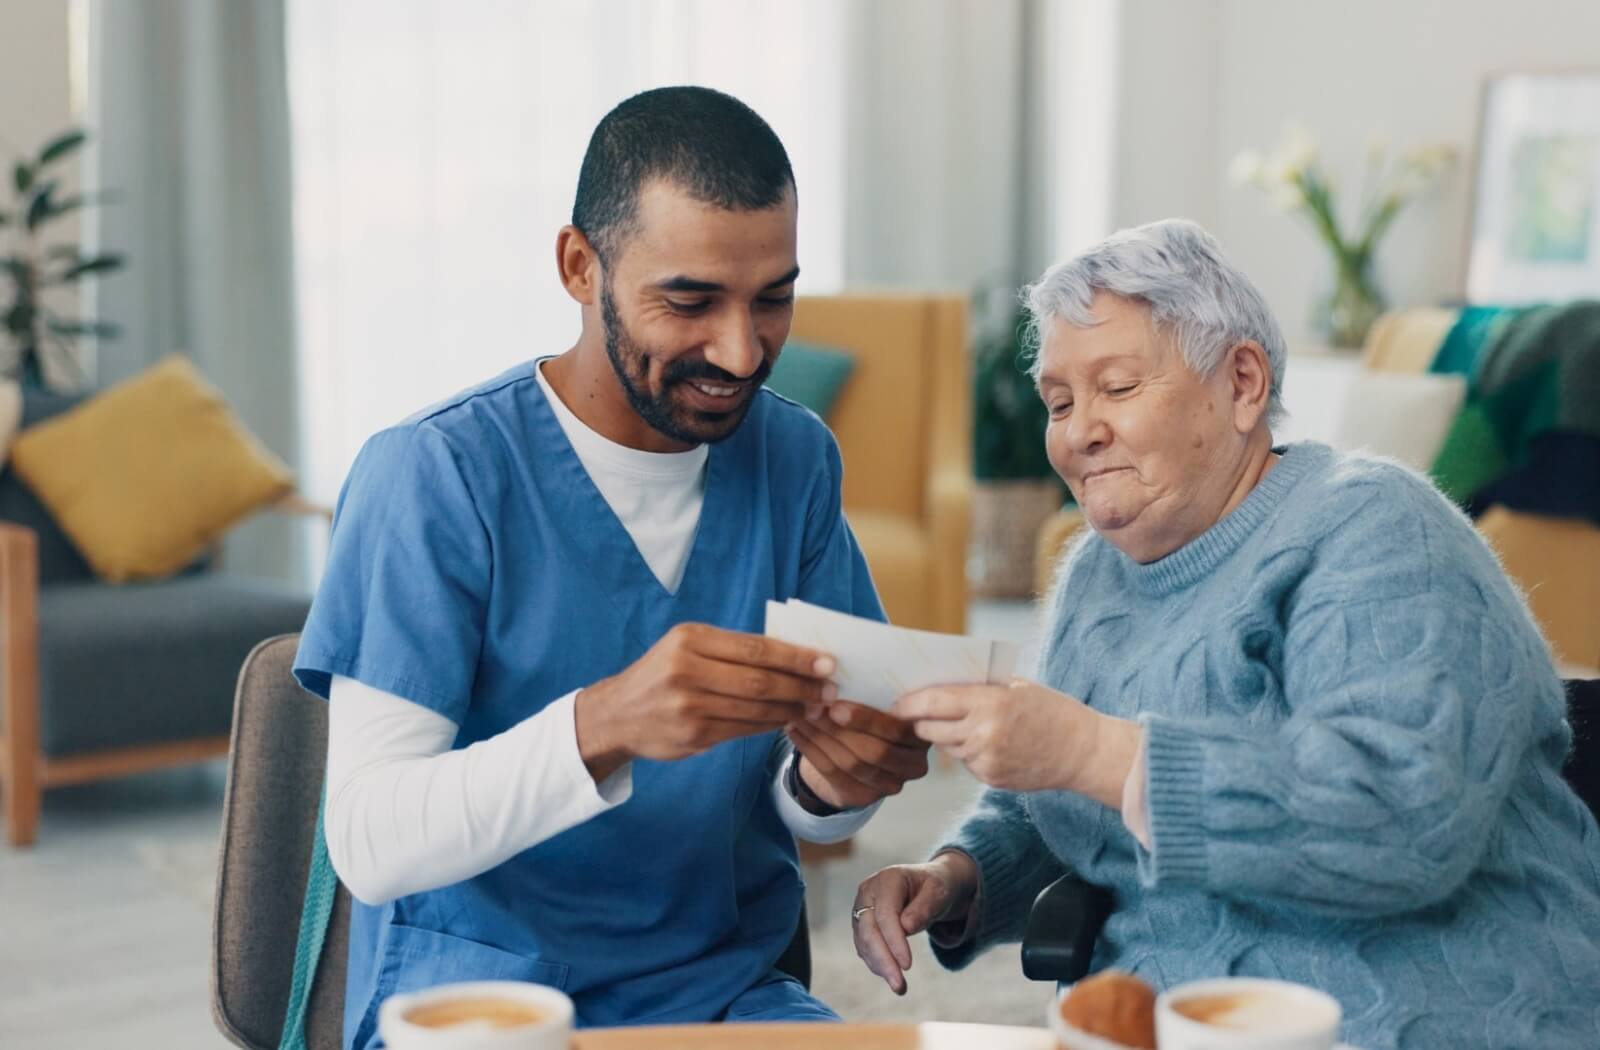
[854,220,1600,1048]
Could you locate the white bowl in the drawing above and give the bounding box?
[1156,977,1341,1050]
[378,980,574,1050]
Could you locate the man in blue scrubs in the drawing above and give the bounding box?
[294,87,930,1045]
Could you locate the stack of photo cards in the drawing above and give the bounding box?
[763,599,1018,713]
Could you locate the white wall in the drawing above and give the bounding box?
[842,0,1027,289]
[1112,0,1600,346]
[0,1,81,384]
[0,3,74,161]
[1113,0,1223,241]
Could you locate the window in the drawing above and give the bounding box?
[288,0,847,513]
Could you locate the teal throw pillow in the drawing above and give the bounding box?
[765,341,856,419]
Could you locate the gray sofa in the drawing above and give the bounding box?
[1,386,315,846]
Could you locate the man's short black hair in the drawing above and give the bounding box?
[572,85,795,263]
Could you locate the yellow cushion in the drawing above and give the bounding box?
[1478,505,1600,670]
[1361,307,1459,374]
[10,356,293,582]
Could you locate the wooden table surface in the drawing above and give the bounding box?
[572,1022,1057,1049]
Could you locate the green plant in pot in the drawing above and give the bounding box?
[1,128,124,389]
[969,290,1068,598]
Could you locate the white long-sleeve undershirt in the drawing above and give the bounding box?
[324,677,877,904]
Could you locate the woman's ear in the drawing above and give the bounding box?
[1226,339,1273,434]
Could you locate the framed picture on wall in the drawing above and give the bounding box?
[1465,70,1600,305]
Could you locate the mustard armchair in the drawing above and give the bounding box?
[789,294,971,635]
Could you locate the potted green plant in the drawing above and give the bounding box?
[969,288,1067,598]
[1,128,124,389]
[1230,122,1454,349]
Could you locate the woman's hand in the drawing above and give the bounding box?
[852,852,979,994]
[892,680,1141,805]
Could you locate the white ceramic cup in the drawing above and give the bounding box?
[378,980,574,1050]
[1155,978,1341,1050]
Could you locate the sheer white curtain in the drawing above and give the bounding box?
[287,0,848,518]
[89,0,304,583]
[841,0,1027,289]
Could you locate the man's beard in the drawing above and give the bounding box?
[600,279,771,445]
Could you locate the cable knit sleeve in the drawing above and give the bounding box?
[929,788,1069,970]
[1138,491,1559,918]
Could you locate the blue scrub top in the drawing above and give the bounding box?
[294,362,883,1046]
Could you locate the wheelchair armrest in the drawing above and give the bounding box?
[1564,678,1600,819]
[1020,873,1114,983]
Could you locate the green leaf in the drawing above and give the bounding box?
[37,129,88,166]
[55,253,125,282]
[3,303,37,335]
[25,181,60,230]
[47,318,120,339]
[0,210,10,227]
[971,307,1056,481]
[13,162,34,194]
[36,191,108,222]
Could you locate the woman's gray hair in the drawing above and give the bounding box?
[1024,219,1286,425]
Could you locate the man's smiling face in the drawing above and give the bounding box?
[598,179,799,446]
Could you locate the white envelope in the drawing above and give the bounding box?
[764,599,1017,712]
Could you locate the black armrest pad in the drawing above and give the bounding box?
[1564,679,1600,820]
[1020,873,1114,983]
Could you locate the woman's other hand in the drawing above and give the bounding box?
[851,852,979,994]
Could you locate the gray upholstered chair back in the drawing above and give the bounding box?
[212,634,350,1050]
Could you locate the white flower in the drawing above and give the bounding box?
[1228,150,1265,187]
[1405,144,1456,175]
[1269,183,1305,212]
[1277,120,1319,171]
[1249,121,1320,188]
[1389,171,1428,201]
[1265,155,1306,187]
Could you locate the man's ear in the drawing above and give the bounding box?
[556,225,601,306]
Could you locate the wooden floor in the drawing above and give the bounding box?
[0,602,1045,1049]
